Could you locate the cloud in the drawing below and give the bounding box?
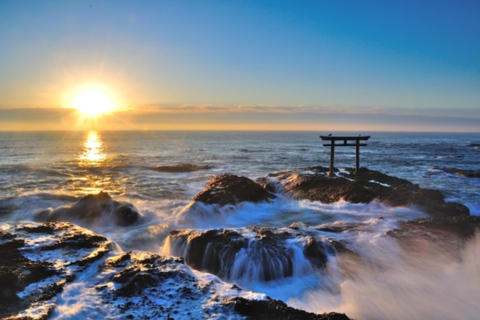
[123,104,480,118]
[1,105,479,132]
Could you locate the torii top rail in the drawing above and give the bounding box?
[320,135,370,176]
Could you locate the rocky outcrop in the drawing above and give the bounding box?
[271,167,470,218]
[193,174,276,206]
[151,163,213,173]
[0,222,111,319]
[36,191,140,227]
[389,215,480,241]
[224,297,350,320]
[1,221,349,320]
[166,226,344,282]
[435,167,480,178]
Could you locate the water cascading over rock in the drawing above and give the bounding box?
[165,226,341,283]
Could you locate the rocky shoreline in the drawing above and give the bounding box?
[0,222,349,320]
[2,166,479,319]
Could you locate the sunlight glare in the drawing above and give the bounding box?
[71,86,116,117]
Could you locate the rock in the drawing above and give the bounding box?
[193,174,276,206]
[166,226,341,282]
[168,229,248,279]
[303,237,328,268]
[224,297,351,320]
[390,215,480,240]
[435,167,480,178]
[151,163,214,173]
[0,222,111,319]
[36,191,140,227]
[108,253,191,297]
[271,167,469,218]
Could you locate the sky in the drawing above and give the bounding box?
[1,0,479,131]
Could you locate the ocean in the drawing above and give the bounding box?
[1,130,479,319]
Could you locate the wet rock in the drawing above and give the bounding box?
[304,237,328,268]
[193,174,276,206]
[390,215,480,240]
[151,163,214,173]
[36,191,140,227]
[0,222,111,319]
[271,167,469,218]
[435,167,480,178]
[108,253,193,297]
[167,226,340,282]
[224,297,351,320]
[168,229,248,279]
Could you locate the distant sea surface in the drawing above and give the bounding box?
[1,131,478,211]
[1,130,479,319]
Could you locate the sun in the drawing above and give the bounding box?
[71,86,116,117]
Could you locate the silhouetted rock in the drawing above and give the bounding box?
[36,191,140,226]
[193,174,276,206]
[271,167,469,218]
[435,167,480,178]
[151,163,213,173]
[224,297,351,320]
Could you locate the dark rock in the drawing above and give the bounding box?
[435,167,480,178]
[390,215,480,240]
[224,297,351,320]
[0,222,111,319]
[36,191,140,226]
[17,221,72,234]
[107,253,196,298]
[151,163,213,173]
[193,174,276,206]
[167,226,341,282]
[168,229,248,279]
[0,231,59,318]
[271,167,469,218]
[304,237,328,268]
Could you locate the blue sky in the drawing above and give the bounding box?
[1,0,479,131]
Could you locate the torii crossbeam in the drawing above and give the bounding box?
[320,135,371,176]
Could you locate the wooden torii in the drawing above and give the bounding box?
[320,135,370,176]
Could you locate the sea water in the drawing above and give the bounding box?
[1,130,479,319]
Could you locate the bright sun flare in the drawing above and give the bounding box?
[71,87,116,117]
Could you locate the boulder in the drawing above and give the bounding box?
[36,191,140,227]
[193,174,276,206]
[166,226,341,282]
[271,167,469,218]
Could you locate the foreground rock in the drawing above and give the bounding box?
[166,226,347,283]
[0,222,110,319]
[151,163,213,173]
[193,174,276,206]
[1,222,350,320]
[271,167,469,218]
[224,297,350,320]
[36,191,140,227]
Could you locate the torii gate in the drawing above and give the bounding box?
[320,135,370,176]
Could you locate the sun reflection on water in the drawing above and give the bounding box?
[74,131,126,196]
[80,131,106,166]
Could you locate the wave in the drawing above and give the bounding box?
[290,232,480,320]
